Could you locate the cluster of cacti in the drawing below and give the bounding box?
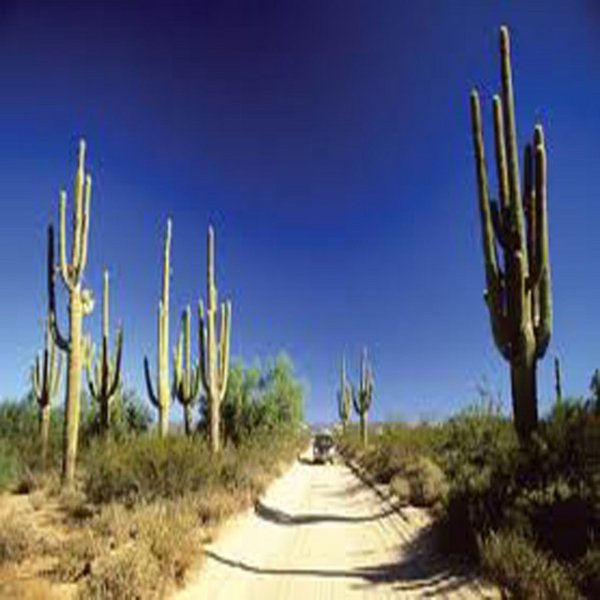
[144,219,173,437]
[47,139,95,486]
[470,26,552,441]
[199,226,232,453]
[86,270,123,435]
[337,356,352,430]
[32,317,63,470]
[173,305,201,436]
[37,142,235,482]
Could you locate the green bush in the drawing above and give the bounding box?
[0,439,18,491]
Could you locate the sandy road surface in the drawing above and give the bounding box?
[176,458,499,599]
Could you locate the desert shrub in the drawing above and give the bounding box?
[82,543,163,600]
[404,456,448,507]
[480,530,580,599]
[84,424,306,505]
[389,474,410,503]
[0,512,33,564]
[83,436,218,504]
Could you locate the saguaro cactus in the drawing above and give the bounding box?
[337,356,352,430]
[199,226,232,453]
[48,139,94,486]
[144,219,172,437]
[32,317,63,470]
[352,348,373,446]
[173,305,201,436]
[470,27,552,441]
[86,270,123,435]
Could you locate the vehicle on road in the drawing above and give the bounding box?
[312,431,335,464]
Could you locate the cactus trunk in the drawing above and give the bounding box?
[184,403,193,436]
[144,220,172,437]
[33,317,62,472]
[63,290,83,484]
[48,140,93,487]
[40,404,51,471]
[199,226,232,454]
[510,360,538,441]
[359,412,367,446]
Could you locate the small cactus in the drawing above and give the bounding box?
[32,317,63,470]
[144,219,172,437]
[352,348,373,446]
[85,270,123,435]
[48,139,94,486]
[337,356,352,430]
[470,27,552,441]
[199,226,232,453]
[173,305,201,436]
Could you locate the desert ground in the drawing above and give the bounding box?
[177,453,499,599]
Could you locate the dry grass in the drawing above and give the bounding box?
[0,512,34,565]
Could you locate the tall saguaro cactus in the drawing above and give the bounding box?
[32,317,63,470]
[470,27,552,441]
[352,348,373,446]
[86,270,123,435]
[48,139,94,486]
[173,305,201,436]
[337,356,352,430]
[199,226,232,453]
[144,219,172,437]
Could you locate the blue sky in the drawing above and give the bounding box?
[0,1,599,423]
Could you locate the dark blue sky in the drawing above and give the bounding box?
[1,1,599,423]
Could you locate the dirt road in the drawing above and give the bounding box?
[176,457,499,599]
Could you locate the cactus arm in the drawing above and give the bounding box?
[490,199,509,250]
[218,301,232,401]
[71,140,85,273]
[533,133,552,356]
[106,326,123,399]
[51,346,63,397]
[470,92,511,361]
[47,224,70,352]
[499,26,525,256]
[84,340,98,400]
[198,301,210,393]
[144,356,159,408]
[76,174,91,279]
[32,354,42,402]
[492,96,511,216]
[59,192,76,291]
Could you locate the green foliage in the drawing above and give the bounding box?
[0,439,18,491]
[81,387,151,441]
[217,353,305,444]
[0,395,62,475]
